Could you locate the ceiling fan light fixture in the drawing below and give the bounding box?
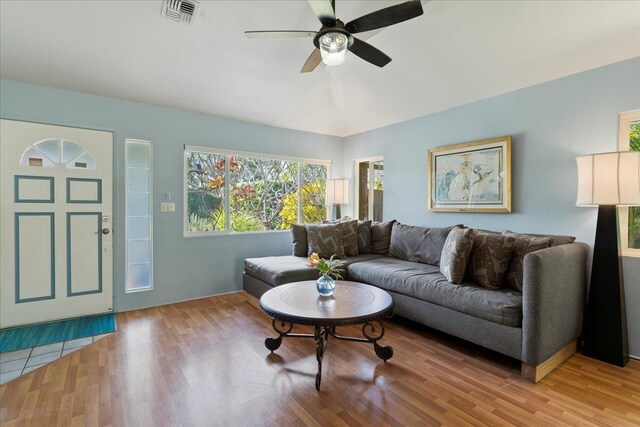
[319,32,348,66]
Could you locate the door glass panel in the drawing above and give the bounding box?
[127,192,149,216]
[127,143,150,168]
[125,139,153,292]
[372,161,384,222]
[357,160,383,221]
[61,140,84,163]
[127,240,150,264]
[629,120,639,249]
[127,263,151,290]
[21,147,55,167]
[358,162,371,220]
[127,167,150,192]
[35,139,60,163]
[66,152,96,170]
[128,216,149,240]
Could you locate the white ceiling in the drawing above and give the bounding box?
[1,1,639,137]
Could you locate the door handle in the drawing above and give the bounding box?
[95,228,111,235]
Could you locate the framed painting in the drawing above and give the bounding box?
[428,136,511,213]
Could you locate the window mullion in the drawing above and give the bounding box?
[225,155,231,232]
[297,162,302,224]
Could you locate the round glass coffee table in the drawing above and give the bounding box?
[260,280,394,390]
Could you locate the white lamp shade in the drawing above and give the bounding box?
[319,32,348,66]
[326,179,349,205]
[576,151,640,206]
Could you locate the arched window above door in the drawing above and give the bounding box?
[20,138,96,170]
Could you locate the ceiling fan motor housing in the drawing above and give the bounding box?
[313,20,354,49]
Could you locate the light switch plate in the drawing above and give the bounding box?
[160,202,175,212]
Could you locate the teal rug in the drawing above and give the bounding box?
[0,313,116,353]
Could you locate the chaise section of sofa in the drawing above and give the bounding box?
[243,254,384,304]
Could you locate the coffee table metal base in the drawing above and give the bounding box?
[265,318,393,390]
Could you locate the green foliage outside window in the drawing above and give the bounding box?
[280,183,327,229]
[629,122,640,249]
[186,151,327,233]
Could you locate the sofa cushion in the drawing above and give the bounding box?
[357,220,372,254]
[290,224,308,257]
[502,231,554,291]
[347,258,523,327]
[306,223,346,258]
[503,230,576,246]
[322,221,371,256]
[466,231,516,290]
[244,254,384,286]
[371,220,396,255]
[338,220,359,256]
[388,222,458,266]
[440,227,475,283]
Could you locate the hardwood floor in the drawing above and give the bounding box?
[1,292,639,426]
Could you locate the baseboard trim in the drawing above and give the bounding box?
[521,340,577,383]
[117,290,245,313]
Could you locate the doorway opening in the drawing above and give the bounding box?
[356,158,383,221]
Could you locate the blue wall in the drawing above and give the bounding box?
[342,57,640,357]
[0,79,344,311]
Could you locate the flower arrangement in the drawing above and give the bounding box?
[306,253,345,280]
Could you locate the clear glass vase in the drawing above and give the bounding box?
[316,274,336,297]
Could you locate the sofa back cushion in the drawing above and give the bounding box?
[371,220,396,255]
[291,224,308,257]
[440,227,475,283]
[388,222,459,266]
[357,220,372,254]
[323,219,362,256]
[502,231,554,291]
[466,231,516,290]
[306,223,346,258]
[503,229,575,246]
[338,220,359,256]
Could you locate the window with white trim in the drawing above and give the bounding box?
[184,146,330,235]
[619,111,640,257]
[125,139,153,292]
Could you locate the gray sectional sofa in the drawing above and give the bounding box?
[243,221,589,382]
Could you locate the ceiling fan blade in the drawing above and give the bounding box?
[301,48,322,73]
[308,0,336,26]
[345,0,423,34]
[348,37,391,67]
[245,30,317,38]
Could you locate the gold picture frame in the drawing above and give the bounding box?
[428,136,512,213]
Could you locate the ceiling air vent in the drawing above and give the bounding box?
[161,0,199,25]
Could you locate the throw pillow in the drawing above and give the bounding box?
[502,231,554,291]
[290,224,308,257]
[371,220,396,255]
[306,223,346,259]
[388,223,460,266]
[322,219,361,257]
[503,230,575,246]
[440,227,475,284]
[338,220,358,257]
[466,231,516,290]
[357,220,372,254]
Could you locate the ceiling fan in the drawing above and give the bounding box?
[245,0,424,73]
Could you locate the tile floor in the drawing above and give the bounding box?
[0,333,112,385]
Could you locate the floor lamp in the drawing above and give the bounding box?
[576,151,640,367]
[326,179,349,220]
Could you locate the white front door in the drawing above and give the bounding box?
[0,119,113,328]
